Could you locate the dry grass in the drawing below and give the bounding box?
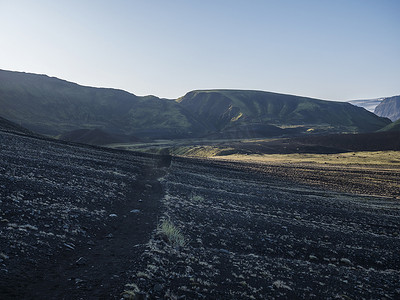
[157,219,186,248]
[213,151,400,168]
[121,283,139,299]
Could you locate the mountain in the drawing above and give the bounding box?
[58,128,141,145]
[0,115,34,135]
[379,118,400,132]
[0,70,392,141]
[374,96,400,121]
[0,69,205,139]
[177,90,391,135]
[348,98,383,112]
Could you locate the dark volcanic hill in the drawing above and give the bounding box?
[0,70,391,140]
[374,95,400,121]
[177,90,391,135]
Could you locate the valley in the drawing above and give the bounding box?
[2,0,399,298]
[1,69,399,299]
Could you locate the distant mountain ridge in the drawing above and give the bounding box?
[0,69,392,142]
[374,96,400,121]
[348,98,383,112]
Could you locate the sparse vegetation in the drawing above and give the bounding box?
[191,194,205,203]
[0,129,163,299]
[157,219,186,248]
[129,156,400,299]
[121,283,140,300]
[216,150,400,167]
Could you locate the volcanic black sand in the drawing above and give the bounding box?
[0,131,164,299]
[1,130,399,299]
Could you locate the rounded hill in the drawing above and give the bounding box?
[177,89,391,134]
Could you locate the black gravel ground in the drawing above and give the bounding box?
[132,157,400,299]
[0,131,164,299]
[1,130,399,299]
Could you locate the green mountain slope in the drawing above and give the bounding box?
[0,69,205,138]
[379,119,400,132]
[177,90,391,134]
[0,70,392,140]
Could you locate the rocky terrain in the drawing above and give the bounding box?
[212,158,400,199]
[128,157,400,299]
[1,129,400,299]
[0,130,165,299]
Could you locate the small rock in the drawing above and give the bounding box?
[75,278,85,284]
[340,258,352,265]
[219,248,230,255]
[272,280,292,290]
[130,209,140,213]
[106,233,114,238]
[109,214,118,218]
[0,253,9,260]
[309,255,318,261]
[76,257,87,266]
[64,243,75,250]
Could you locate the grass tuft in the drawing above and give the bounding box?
[121,283,140,299]
[191,194,205,202]
[157,219,186,248]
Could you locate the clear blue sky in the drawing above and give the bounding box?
[1,0,399,100]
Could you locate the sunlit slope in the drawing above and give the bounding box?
[0,70,204,138]
[177,90,391,134]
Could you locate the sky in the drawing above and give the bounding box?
[1,0,399,101]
